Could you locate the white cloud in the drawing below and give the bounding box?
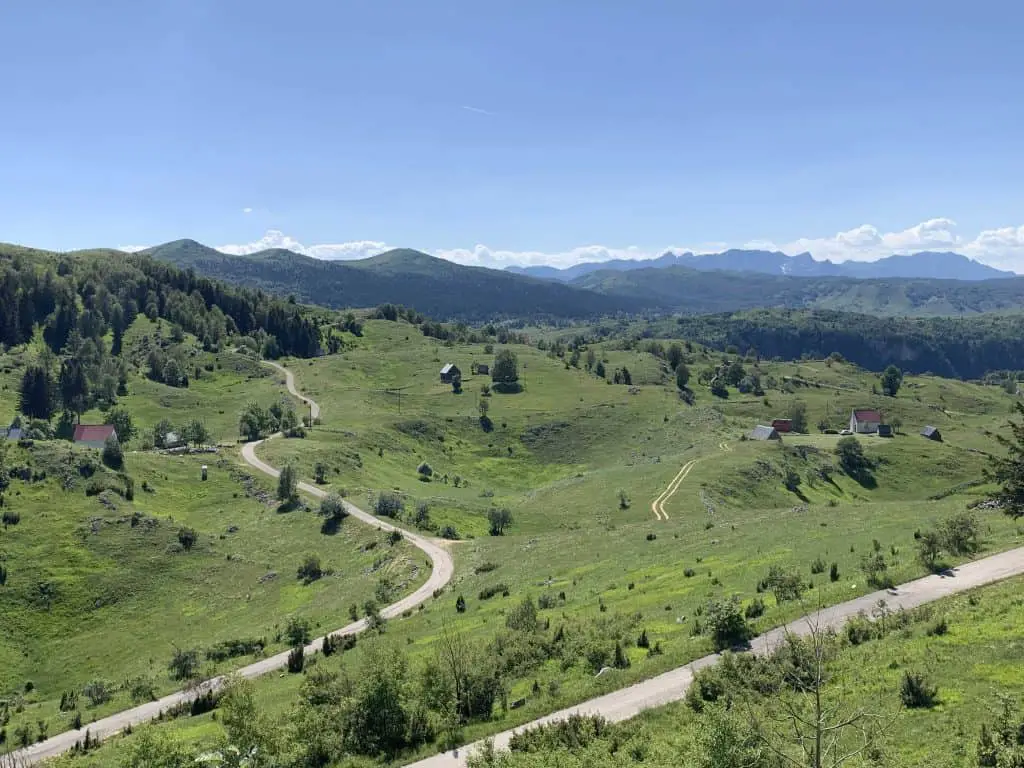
[242,207,253,214]
[118,245,148,253]
[217,229,391,261]
[766,218,964,262]
[119,219,1024,273]
[461,105,492,115]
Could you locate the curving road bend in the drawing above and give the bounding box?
[12,361,454,765]
[405,544,1024,767]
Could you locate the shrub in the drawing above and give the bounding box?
[101,436,124,469]
[2,510,20,527]
[297,553,323,583]
[810,557,827,575]
[455,595,466,613]
[416,462,433,481]
[646,532,657,541]
[829,562,840,582]
[474,562,499,574]
[618,489,630,510]
[167,648,200,681]
[82,680,112,707]
[286,616,312,646]
[744,597,766,619]
[684,568,696,578]
[440,525,459,540]
[926,617,949,636]
[177,527,197,551]
[286,645,305,673]
[374,492,404,518]
[319,493,347,521]
[705,596,751,651]
[759,566,804,602]
[479,583,510,600]
[900,672,938,708]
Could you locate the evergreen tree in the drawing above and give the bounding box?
[18,364,56,420]
[59,358,90,420]
[986,401,1024,518]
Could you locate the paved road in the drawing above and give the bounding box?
[405,545,1024,767]
[11,361,454,765]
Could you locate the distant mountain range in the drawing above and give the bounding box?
[136,239,1024,321]
[507,249,1014,282]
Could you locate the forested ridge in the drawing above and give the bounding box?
[670,309,1024,379]
[0,243,321,358]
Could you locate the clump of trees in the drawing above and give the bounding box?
[239,399,299,441]
[491,350,521,393]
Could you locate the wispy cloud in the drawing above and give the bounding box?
[242,207,253,214]
[461,105,492,115]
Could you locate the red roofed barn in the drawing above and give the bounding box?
[849,409,882,434]
[73,424,118,450]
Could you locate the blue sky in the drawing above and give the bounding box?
[3,1,1024,269]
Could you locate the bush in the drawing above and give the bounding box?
[177,527,197,551]
[705,596,751,651]
[759,566,804,602]
[474,561,498,574]
[488,507,513,536]
[319,493,347,521]
[101,436,124,469]
[829,562,840,582]
[416,462,433,481]
[455,595,466,613]
[286,645,305,673]
[167,648,200,681]
[744,597,766,619]
[297,553,324,583]
[684,568,696,578]
[374,492,404,518]
[900,672,938,708]
[439,525,459,540]
[810,557,827,575]
[2,510,20,527]
[286,616,312,646]
[479,583,510,600]
[82,680,112,707]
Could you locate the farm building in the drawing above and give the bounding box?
[0,425,22,441]
[473,363,489,375]
[849,409,882,434]
[439,363,461,384]
[920,425,942,442]
[749,425,781,441]
[771,418,792,433]
[73,424,118,450]
[876,424,893,437]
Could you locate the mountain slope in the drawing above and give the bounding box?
[143,243,647,320]
[572,264,1024,316]
[510,248,1014,282]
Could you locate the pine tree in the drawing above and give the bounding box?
[18,364,56,420]
[986,401,1024,517]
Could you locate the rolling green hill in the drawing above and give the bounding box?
[143,241,647,320]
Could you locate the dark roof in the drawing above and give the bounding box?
[921,425,941,437]
[877,424,893,436]
[73,424,117,443]
[440,363,458,374]
[852,409,882,422]
[749,425,780,440]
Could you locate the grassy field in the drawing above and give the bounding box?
[5,316,1023,763]
[0,333,428,752]
[45,317,1016,763]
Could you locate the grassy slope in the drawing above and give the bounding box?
[132,318,1019,760]
[0,323,428,751]
[9,318,1024,763]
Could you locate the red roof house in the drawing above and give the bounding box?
[771,418,793,433]
[849,409,882,434]
[73,424,118,449]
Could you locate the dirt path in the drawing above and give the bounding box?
[650,442,730,521]
[650,460,697,520]
[11,361,454,766]
[405,545,1024,767]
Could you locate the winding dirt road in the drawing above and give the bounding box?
[406,544,1024,767]
[11,361,454,765]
